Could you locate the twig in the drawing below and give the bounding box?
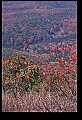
[53,97,62,110]
[42,101,51,112]
[52,82,69,99]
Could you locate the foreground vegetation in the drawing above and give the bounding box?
[2,52,77,112]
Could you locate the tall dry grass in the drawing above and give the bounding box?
[2,84,77,112]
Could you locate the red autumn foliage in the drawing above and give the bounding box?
[28,77,30,81]
[63,87,67,91]
[48,80,52,84]
[12,57,16,61]
[58,73,64,78]
[70,80,73,84]
[60,81,65,85]
[24,78,26,81]
[27,72,31,77]
[20,74,23,79]
[29,66,32,70]
[8,76,10,81]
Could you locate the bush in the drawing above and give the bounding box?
[2,52,77,98]
[2,53,44,95]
